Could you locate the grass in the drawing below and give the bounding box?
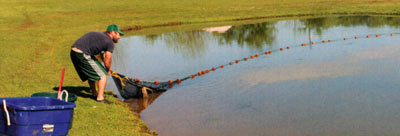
[1,0,400,135]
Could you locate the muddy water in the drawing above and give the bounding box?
[108,16,400,136]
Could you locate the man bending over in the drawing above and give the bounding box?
[70,24,124,104]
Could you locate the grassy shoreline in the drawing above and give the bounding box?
[1,0,400,135]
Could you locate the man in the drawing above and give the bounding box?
[70,24,124,104]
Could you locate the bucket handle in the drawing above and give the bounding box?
[2,100,10,126]
[60,90,69,102]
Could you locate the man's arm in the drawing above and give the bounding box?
[100,52,105,61]
[103,51,112,74]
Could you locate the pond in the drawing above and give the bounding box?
[107,16,400,136]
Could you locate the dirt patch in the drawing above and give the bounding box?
[368,0,399,4]
[17,9,34,30]
[233,12,400,21]
[122,22,182,31]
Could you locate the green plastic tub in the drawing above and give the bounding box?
[31,92,77,103]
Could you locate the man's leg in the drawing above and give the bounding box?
[78,53,111,103]
[96,76,107,100]
[88,80,97,97]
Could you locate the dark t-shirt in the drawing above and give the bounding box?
[72,32,114,56]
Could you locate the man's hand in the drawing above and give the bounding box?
[108,69,113,75]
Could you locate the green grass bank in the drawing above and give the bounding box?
[1,0,400,135]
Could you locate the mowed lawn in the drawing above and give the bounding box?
[1,0,400,135]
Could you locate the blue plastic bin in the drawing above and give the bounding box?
[0,97,76,136]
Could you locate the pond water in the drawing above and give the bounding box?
[107,16,400,136]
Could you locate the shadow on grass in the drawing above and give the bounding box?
[52,86,93,99]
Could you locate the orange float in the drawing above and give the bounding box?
[280,48,284,51]
[135,78,141,82]
[168,80,173,84]
[269,51,272,54]
[154,80,159,85]
[212,67,216,71]
[265,51,269,54]
[235,60,240,63]
[355,36,358,39]
[328,40,332,42]
[255,53,259,57]
[322,40,327,43]
[367,35,370,38]
[344,37,347,40]
[311,41,316,45]
[244,57,248,61]
[201,71,205,74]
[198,72,202,76]
[229,62,234,65]
[286,46,290,49]
[250,56,254,59]
[391,33,395,36]
[176,78,181,84]
[191,74,195,78]
[302,43,307,46]
[376,34,379,38]
[220,65,224,68]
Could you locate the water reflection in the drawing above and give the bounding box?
[110,16,400,136]
[216,22,277,49]
[116,16,400,114]
[144,22,277,57]
[143,31,211,58]
[203,26,232,33]
[299,16,400,36]
[141,16,400,60]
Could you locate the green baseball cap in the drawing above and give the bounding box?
[106,24,124,36]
